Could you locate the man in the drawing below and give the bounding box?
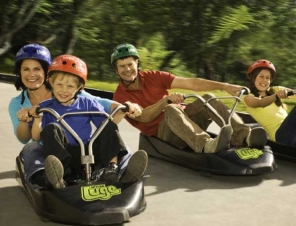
[111,43,267,153]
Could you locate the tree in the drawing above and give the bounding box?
[0,0,42,55]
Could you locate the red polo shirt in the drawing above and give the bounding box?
[113,70,175,136]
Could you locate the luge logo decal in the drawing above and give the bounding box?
[81,184,121,201]
[235,148,263,160]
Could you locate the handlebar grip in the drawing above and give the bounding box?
[35,107,41,115]
[241,87,250,95]
[287,90,296,96]
[121,103,130,113]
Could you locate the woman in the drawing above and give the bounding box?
[9,44,145,187]
[9,44,52,186]
[244,59,296,146]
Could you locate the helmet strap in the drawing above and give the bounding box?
[120,77,137,87]
[116,64,139,88]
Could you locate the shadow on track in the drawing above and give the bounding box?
[144,158,296,197]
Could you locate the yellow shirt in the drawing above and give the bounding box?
[245,86,288,141]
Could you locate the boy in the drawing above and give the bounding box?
[30,54,147,188]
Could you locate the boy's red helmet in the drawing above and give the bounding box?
[48,55,87,83]
[247,59,276,81]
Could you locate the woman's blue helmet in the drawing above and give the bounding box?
[15,43,52,65]
[13,44,52,92]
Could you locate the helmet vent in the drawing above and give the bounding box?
[62,61,67,65]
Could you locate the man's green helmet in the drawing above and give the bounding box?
[111,44,139,65]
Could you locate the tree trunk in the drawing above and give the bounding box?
[0,0,41,56]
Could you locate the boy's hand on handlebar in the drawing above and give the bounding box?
[125,101,142,118]
[28,105,42,118]
[167,92,184,104]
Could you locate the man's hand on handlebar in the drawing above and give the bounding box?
[167,92,184,104]
[224,84,249,96]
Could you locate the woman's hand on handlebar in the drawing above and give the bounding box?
[17,107,32,122]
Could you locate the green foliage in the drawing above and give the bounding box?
[137,33,196,77]
[1,0,296,88]
[208,5,254,45]
[3,0,296,117]
[137,33,174,70]
[87,80,118,92]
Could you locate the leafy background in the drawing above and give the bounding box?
[1,0,296,111]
